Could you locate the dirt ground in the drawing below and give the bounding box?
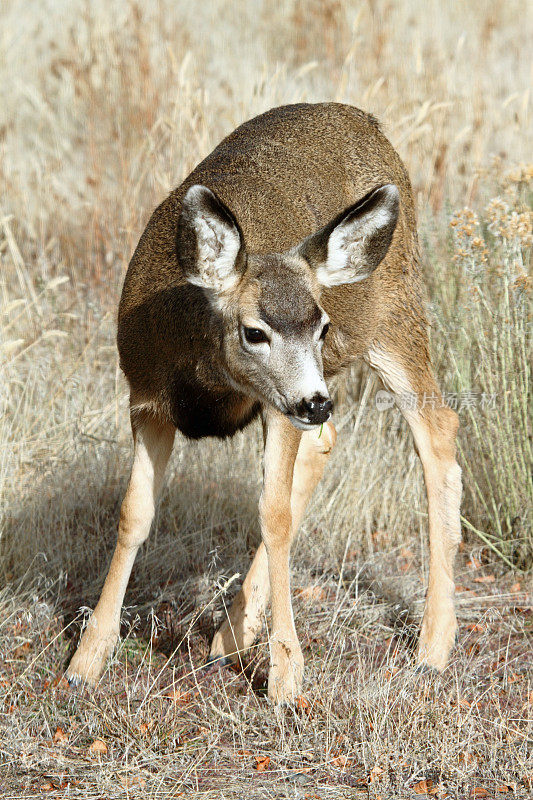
[1,540,530,799]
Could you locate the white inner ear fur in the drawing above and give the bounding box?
[317,187,398,288]
[184,186,241,295]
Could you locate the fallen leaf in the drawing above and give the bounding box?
[459,751,478,765]
[467,623,485,632]
[413,778,435,794]
[471,788,489,798]
[510,581,521,593]
[120,775,146,789]
[474,574,495,583]
[164,688,190,703]
[369,765,384,783]
[296,695,311,712]
[495,786,510,793]
[331,754,350,768]
[88,738,107,755]
[39,782,55,792]
[255,755,270,772]
[52,726,68,745]
[467,556,481,570]
[58,779,78,789]
[296,585,327,602]
[13,642,32,657]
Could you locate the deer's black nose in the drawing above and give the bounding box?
[299,395,333,425]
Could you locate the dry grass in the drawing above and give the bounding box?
[1,562,531,797]
[0,0,532,797]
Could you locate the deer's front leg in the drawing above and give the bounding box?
[260,410,302,704]
[66,416,175,685]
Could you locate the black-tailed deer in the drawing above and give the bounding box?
[67,103,462,703]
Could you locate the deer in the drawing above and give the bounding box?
[66,103,462,704]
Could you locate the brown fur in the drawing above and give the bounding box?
[118,103,421,415]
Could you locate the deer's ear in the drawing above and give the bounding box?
[177,185,245,298]
[297,184,400,287]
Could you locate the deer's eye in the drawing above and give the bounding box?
[243,327,269,345]
[320,322,330,340]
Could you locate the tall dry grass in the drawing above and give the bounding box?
[1,0,531,578]
[424,166,532,567]
[0,2,531,795]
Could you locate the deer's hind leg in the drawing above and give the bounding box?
[366,341,462,671]
[209,420,337,666]
[66,414,175,685]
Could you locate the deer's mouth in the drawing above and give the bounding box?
[286,412,331,431]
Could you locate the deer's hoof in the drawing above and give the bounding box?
[65,626,118,687]
[267,641,304,705]
[204,654,233,669]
